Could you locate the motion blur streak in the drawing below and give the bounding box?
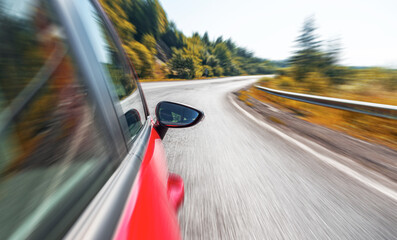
[0,2,115,238]
[141,76,397,240]
[229,94,397,202]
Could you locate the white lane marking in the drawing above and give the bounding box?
[230,95,397,202]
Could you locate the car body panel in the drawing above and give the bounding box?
[0,0,187,238]
[114,124,182,240]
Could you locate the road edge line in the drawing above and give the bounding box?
[229,94,397,202]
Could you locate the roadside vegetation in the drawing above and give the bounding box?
[261,17,397,104]
[98,1,396,148]
[244,17,397,149]
[243,87,397,150]
[99,0,277,80]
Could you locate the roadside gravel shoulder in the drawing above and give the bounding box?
[231,88,397,183]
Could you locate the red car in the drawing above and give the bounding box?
[0,0,203,239]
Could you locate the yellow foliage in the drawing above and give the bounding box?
[99,0,136,41]
[152,62,169,79]
[238,90,253,107]
[142,34,157,55]
[123,41,154,78]
[249,81,397,150]
[302,72,330,93]
[277,76,296,90]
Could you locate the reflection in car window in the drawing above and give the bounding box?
[0,0,46,112]
[0,1,115,239]
[73,0,145,140]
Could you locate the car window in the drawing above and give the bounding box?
[73,0,146,142]
[0,1,116,239]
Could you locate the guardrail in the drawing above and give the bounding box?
[254,85,397,120]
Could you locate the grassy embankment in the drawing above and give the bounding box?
[239,69,397,150]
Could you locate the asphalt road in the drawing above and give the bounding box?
[141,76,397,240]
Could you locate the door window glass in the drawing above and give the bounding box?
[0,1,115,239]
[74,0,146,141]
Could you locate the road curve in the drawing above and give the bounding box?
[141,76,397,240]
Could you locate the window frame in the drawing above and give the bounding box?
[94,2,150,119]
[0,0,142,238]
[90,0,150,147]
[49,0,154,238]
[47,0,127,160]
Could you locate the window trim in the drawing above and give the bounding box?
[71,0,149,149]
[50,0,129,160]
[64,119,152,240]
[92,0,150,120]
[50,0,154,238]
[0,1,127,237]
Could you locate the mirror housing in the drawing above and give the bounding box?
[154,101,204,139]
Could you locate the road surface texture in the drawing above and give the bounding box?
[141,76,397,240]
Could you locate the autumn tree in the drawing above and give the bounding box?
[100,0,275,79]
[290,17,323,81]
[290,17,348,84]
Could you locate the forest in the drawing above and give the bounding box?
[99,0,277,79]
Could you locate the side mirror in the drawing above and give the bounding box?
[155,101,204,139]
[124,109,142,136]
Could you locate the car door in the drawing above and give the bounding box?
[53,0,183,239]
[0,0,122,239]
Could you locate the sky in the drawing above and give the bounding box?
[160,0,397,68]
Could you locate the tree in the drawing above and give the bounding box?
[322,38,349,84]
[160,22,185,49]
[290,17,323,81]
[100,0,136,42]
[295,17,321,51]
[201,32,210,46]
[142,34,157,55]
[125,0,168,41]
[100,0,156,78]
[225,38,236,53]
[214,43,232,74]
[100,0,276,79]
[125,41,155,77]
[236,47,253,58]
[324,38,341,66]
[215,36,223,45]
[168,48,202,79]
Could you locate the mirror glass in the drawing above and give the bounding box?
[124,109,142,135]
[158,102,199,127]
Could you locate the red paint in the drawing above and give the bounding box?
[167,174,184,211]
[113,124,183,240]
